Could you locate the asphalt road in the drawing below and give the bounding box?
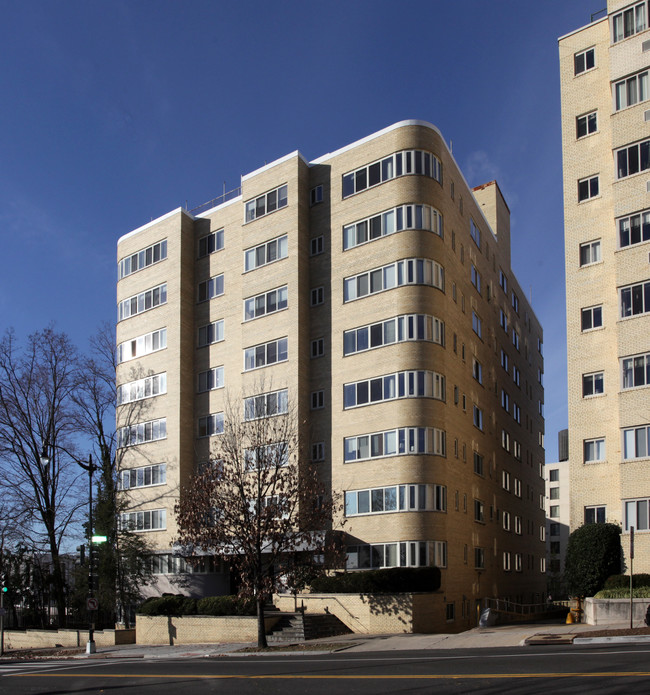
[2,644,650,694]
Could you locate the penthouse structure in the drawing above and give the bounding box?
[116,120,546,627]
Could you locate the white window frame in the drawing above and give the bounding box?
[584,437,606,463]
[198,229,224,258]
[582,371,604,397]
[622,352,650,389]
[581,305,603,331]
[118,283,167,322]
[198,319,224,347]
[620,279,650,318]
[244,234,288,272]
[119,239,167,279]
[576,111,597,139]
[198,412,224,438]
[244,286,288,321]
[574,47,595,75]
[198,274,224,302]
[618,209,650,249]
[615,69,649,111]
[343,313,444,356]
[612,2,648,43]
[197,366,225,393]
[616,139,650,179]
[245,184,288,223]
[623,425,650,460]
[244,337,288,371]
[578,175,599,202]
[580,239,601,266]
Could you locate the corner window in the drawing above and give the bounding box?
[612,2,647,43]
[578,175,599,202]
[576,111,597,138]
[580,240,601,266]
[574,47,595,75]
[581,305,603,331]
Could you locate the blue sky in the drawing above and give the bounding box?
[0,0,598,461]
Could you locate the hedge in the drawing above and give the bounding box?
[137,594,256,617]
[595,587,650,599]
[309,567,441,594]
[603,574,650,590]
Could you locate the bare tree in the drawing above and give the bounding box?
[0,328,83,625]
[175,392,338,648]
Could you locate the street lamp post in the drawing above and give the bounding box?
[78,455,97,655]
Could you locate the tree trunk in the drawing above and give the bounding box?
[256,594,267,649]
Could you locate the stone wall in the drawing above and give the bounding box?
[584,598,650,626]
[135,614,281,645]
[273,593,447,634]
[3,628,135,650]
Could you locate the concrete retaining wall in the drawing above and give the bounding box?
[273,593,446,634]
[135,614,281,645]
[3,628,135,650]
[584,598,650,626]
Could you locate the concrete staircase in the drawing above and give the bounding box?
[266,612,352,644]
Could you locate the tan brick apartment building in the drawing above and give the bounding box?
[560,2,650,572]
[116,120,546,626]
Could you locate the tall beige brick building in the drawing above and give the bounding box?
[116,120,546,626]
[560,1,650,572]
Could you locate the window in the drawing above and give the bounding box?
[499,270,508,293]
[198,229,224,258]
[502,429,511,452]
[473,452,484,476]
[576,111,597,138]
[503,551,511,571]
[549,469,559,482]
[117,372,167,405]
[472,358,483,384]
[623,425,650,459]
[512,329,520,351]
[578,175,599,202]
[473,406,483,431]
[472,312,482,338]
[119,463,166,490]
[244,338,288,371]
[470,219,481,248]
[615,69,649,110]
[583,371,604,396]
[612,2,647,43]
[343,257,444,302]
[197,366,224,393]
[343,369,445,409]
[198,319,224,347]
[470,264,481,293]
[502,470,511,491]
[580,240,601,266]
[243,389,288,421]
[310,185,323,206]
[550,487,560,500]
[244,442,288,470]
[574,47,595,75]
[310,287,324,306]
[445,601,455,620]
[616,139,650,179]
[343,203,443,250]
[585,505,606,524]
[513,403,521,423]
[513,440,522,460]
[501,349,509,372]
[311,390,324,410]
[119,509,166,532]
[618,209,650,249]
[310,236,324,256]
[515,515,523,534]
[500,309,508,332]
[244,285,288,321]
[312,442,325,462]
[474,547,485,569]
[117,418,167,448]
[344,314,444,356]
[512,292,519,313]
[198,274,224,302]
[345,540,430,570]
[117,328,167,364]
[584,437,606,462]
[344,427,446,462]
[501,389,510,412]
[342,149,442,198]
[345,483,446,516]
[515,554,523,572]
[503,511,511,531]
[198,412,224,438]
[622,352,650,388]
[245,184,288,222]
[581,305,603,331]
[621,280,650,317]
[435,542,448,569]
[550,522,560,535]
[514,478,522,497]
[311,338,325,358]
[244,235,288,272]
[625,498,650,530]
[119,239,167,279]
[118,283,167,322]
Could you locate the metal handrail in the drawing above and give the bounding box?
[189,187,242,216]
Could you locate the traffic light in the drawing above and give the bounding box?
[77,544,86,564]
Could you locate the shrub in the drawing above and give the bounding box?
[137,594,197,616]
[564,523,621,597]
[603,574,650,590]
[595,587,650,599]
[309,567,441,594]
[196,595,256,616]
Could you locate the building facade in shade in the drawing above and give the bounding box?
[116,120,546,625]
[545,431,570,598]
[560,1,650,573]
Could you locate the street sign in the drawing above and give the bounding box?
[86,598,99,611]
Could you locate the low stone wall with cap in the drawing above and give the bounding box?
[135,614,281,644]
[3,628,135,650]
[584,598,650,626]
[273,593,446,634]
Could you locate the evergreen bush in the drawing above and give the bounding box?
[309,567,441,594]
